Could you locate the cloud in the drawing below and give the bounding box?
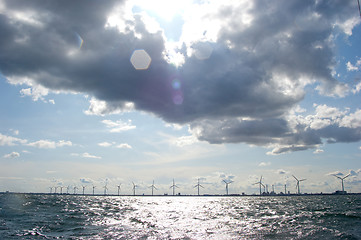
[98,142,113,147]
[84,97,134,116]
[80,178,92,184]
[82,152,102,159]
[0,0,359,154]
[172,135,198,147]
[3,151,20,159]
[346,58,361,71]
[276,169,287,175]
[259,162,271,167]
[27,140,72,149]
[116,143,132,149]
[313,149,324,154]
[0,133,27,146]
[98,141,132,149]
[102,119,136,132]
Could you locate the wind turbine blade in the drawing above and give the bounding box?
[292,175,298,181]
[299,179,306,182]
[343,173,351,179]
[223,179,227,184]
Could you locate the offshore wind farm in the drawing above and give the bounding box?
[1,0,361,239]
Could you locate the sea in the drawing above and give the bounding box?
[1,193,361,239]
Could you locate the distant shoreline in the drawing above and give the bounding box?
[1,191,361,197]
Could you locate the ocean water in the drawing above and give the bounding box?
[0,194,361,239]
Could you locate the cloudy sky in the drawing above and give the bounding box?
[1,0,361,195]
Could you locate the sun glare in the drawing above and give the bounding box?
[133,0,192,21]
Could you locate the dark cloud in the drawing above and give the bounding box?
[0,0,360,153]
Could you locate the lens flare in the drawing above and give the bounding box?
[173,93,184,105]
[172,78,181,90]
[75,32,84,50]
[130,49,152,70]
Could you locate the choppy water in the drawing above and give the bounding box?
[1,194,361,239]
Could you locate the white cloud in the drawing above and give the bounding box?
[0,133,27,146]
[3,151,20,159]
[165,123,184,130]
[84,97,134,116]
[173,135,198,147]
[56,140,72,147]
[352,82,361,94]
[71,152,101,159]
[313,149,324,154]
[259,162,271,167]
[27,140,72,149]
[346,61,359,71]
[102,119,136,132]
[98,142,113,147]
[340,109,361,128]
[82,152,102,159]
[116,143,132,149]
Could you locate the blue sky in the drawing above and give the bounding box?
[1,0,361,195]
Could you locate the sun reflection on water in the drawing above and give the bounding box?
[2,194,361,239]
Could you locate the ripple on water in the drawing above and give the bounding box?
[1,194,361,239]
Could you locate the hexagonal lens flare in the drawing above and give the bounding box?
[130,49,152,70]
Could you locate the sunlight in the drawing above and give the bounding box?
[133,0,192,21]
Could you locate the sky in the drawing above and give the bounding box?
[1,0,361,195]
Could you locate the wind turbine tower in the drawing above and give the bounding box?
[117,183,122,196]
[223,179,233,195]
[92,185,96,195]
[149,180,157,196]
[103,184,108,196]
[73,186,78,194]
[60,186,64,195]
[170,179,179,196]
[132,182,138,196]
[254,176,265,195]
[49,187,53,194]
[194,178,204,196]
[293,175,306,195]
[333,173,351,193]
[82,185,86,195]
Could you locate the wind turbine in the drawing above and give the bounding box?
[117,183,122,196]
[253,176,265,195]
[103,184,108,196]
[333,173,351,192]
[92,185,96,195]
[194,178,204,196]
[149,180,157,196]
[66,185,70,194]
[73,186,78,194]
[170,179,179,196]
[60,186,64,195]
[293,175,306,195]
[223,179,233,195]
[54,186,58,194]
[132,182,138,196]
[82,185,86,195]
[49,187,53,194]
